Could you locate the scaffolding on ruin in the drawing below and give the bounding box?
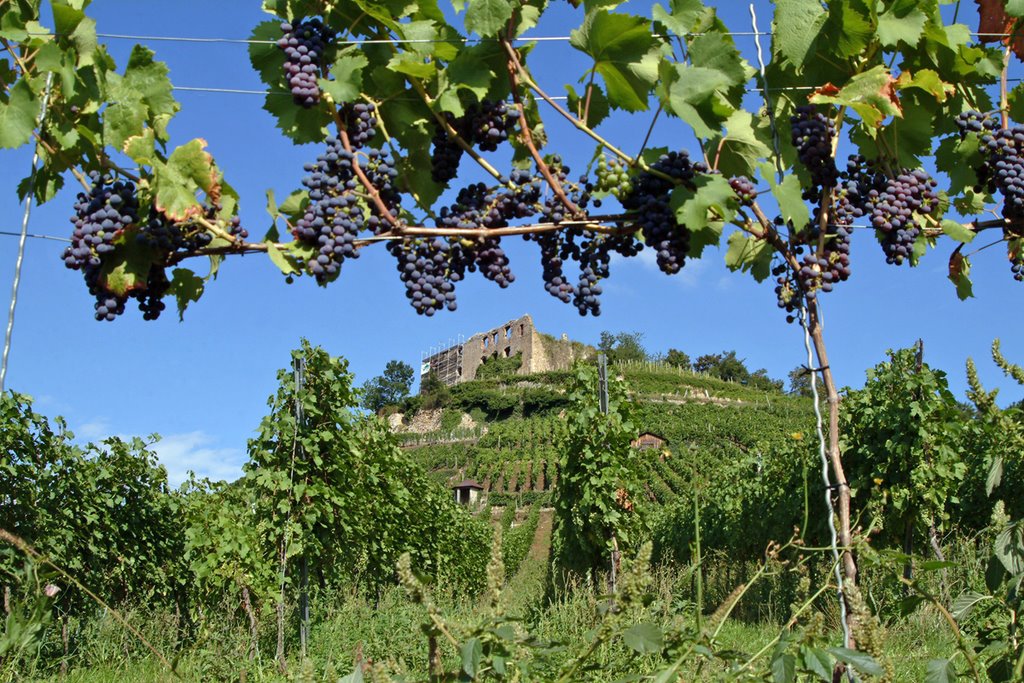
[420,334,465,388]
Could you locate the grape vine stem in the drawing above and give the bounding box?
[327,100,403,232]
[503,38,584,219]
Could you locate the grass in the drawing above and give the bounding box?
[15,553,960,683]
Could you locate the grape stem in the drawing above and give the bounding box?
[1002,41,1012,130]
[0,37,34,79]
[499,39,638,170]
[502,40,584,219]
[195,216,238,245]
[404,77,505,183]
[326,99,403,232]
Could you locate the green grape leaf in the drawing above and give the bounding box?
[896,69,954,103]
[387,53,436,79]
[623,623,663,654]
[249,20,285,87]
[100,238,155,297]
[821,0,875,59]
[319,51,368,104]
[670,174,736,257]
[168,268,205,320]
[52,4,97,67]
[710,111,771,177]
[768,172,810,231]
[0,79,40,149]
[123,129,157,166]
[102,82,147,152]
[724,231,773,282]
[941,220,975,244]
[876,0,927,47]
[687,31,751,104]
[151,139,217,220]
[924,658,958,683]
[279,190,309,219]
[810,65,901,129]
[267,243,303,276]
[826,648,884,676]
[651,0,704,36]
[661,62,734,138]
[565,83,610,128]
[948,251,973,300]
[1007,0,1024,17]
[1009,83,1024,122]
[570,11,660,112]
[261,89,332,145]
[445,43,500,104]
[464,0,515,37]
[771,0,826,71]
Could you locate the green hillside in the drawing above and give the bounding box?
[394,360,815,513]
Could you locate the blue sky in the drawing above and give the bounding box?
[2,0,1022,485]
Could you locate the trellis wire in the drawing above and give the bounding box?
[748,1,853,665]
[24,29,1024,46]
[2,72,54,393]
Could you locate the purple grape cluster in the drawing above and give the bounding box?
[621,151,706,275]
[63,171,138,271]
[865,168,938,265]
[538,157,595,224]
[467,100,516,152]
[293,136,365,281]
[430,118,464,184]
[791,105,838,196]
[729,176,756,206]
[387,237,462,316]
[278,19,331,108]
[429,101,518,184]
[340,102,378,148]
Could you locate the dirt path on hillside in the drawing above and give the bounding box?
[528,508,553,561]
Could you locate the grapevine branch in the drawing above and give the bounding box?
[502,39,583,219]
[328,102,402,232]
[405,77,504,183]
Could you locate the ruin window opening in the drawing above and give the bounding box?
[505,326,512,340]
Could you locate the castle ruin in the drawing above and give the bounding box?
[419,314,592,389]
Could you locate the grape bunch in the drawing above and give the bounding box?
[340,102,378,149]
[594,156,632,198]
[437,183,515,287]
[839,156,938,265]
[867,169,938,265]
[956,110,1024,220]
[362,148,402,230]
[538,156,595,225]
[431,115,464,183]
[278,19,331,108]
[63,171,139,270]
[430,101,518,184]
[791,105,839,196]
[467,100,516,152]
[1010,242,1024,283]
[729,176,756,206]
[387,237,461,316]
[293,136,365,281]
[621,150,706,275]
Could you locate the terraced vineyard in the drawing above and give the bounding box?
[396,363,814,508]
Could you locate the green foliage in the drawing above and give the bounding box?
[841,348,968,545]
[475,352,523,381]
[598,331,648,363]
[419,371,452,411]
[361,360,414,414]
[788,365,813,397]
[550,363,647,581]
[664,348,691,371]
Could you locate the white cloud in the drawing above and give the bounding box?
[611,248,709,288]
[76,418,113,441]
[149,431,246,487]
